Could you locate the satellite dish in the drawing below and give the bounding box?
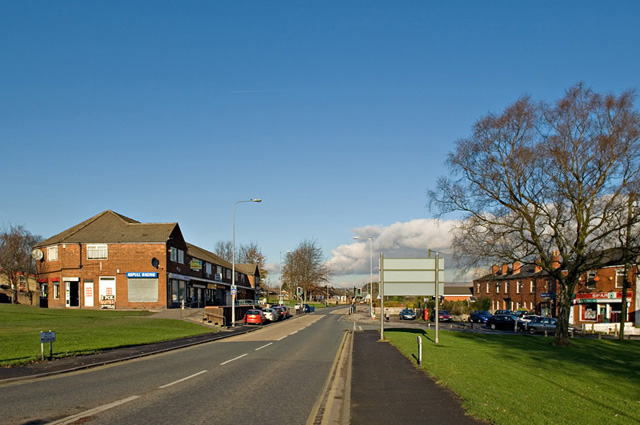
[151,257,159,268]
[32,249,44,261]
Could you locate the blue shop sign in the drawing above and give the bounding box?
[126,272,158,278]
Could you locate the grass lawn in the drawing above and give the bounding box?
[385,328,640,425]
[0,304,215,367]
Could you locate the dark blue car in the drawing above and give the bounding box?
[469,310,492,323]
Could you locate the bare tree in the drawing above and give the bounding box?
[283,239,330,301]
[429,83,640,346]
[0,225,42,304]
[237,242,268,286]
[213,240,233,262]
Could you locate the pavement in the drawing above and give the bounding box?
[1,307,484,424]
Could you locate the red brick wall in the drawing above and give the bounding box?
[36,242,168,309]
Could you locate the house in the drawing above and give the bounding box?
[443,283,474,302]
[33,210,260,310]
[473,254,638,328]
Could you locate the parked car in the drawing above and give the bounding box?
[526,317,558,334]
[494,309,515,316]
[431,310,452,322]
[469,310,492,323]
[243,309,265,325]
[272,306,286,320]
[399,309,416,320]
[262,308,278,322]
[486,314,517,331]
[274,305,290,318]
[517,314,541,331]
[303,303,315,313]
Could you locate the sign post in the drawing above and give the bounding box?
[380,253,444,343]
[40,330,55,360]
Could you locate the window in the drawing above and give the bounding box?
[586,271,597,289]
[517,281,522,294]
[53,283,60,299]
[206,263,212,275]
[530,280,536,293]
[616,269,626,288]
[486,282,490,293]
[170,247,184,264]
[47,246,58,261]
[496,282,501,293]
[477,283,481,293]
[87,244,108,260]
[505,282,510,294]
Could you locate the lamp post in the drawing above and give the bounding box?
[280,250,290,304]
[232,198,261,327]
[354,236,373,318]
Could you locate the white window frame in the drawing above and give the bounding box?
[47,246,58,261]
[178,249,184,264]
[517,281,522,294]
[87,244,108,260]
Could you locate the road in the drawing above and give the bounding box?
[0,307,352,425]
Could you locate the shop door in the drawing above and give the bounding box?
[66,281,80,307]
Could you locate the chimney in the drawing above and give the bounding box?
[501,264,509,275]
[492,265,499,275]
[513,261,521,274]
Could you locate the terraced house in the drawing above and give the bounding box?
[33,210,260,310]
[473,252,639,331]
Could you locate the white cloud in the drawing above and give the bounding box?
[326,218,479,287]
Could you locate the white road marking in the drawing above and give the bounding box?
[159,370,208,389]
[255,342,273,351]
[48,395,140,425]
[277,335,287,341]
[290,331,298,335]
[220,353,248,365]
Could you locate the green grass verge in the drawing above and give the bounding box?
[385,328,640,425]
[0,304,215,367]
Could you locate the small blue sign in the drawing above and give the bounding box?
[540,292,556,298]
[127,272,158,278]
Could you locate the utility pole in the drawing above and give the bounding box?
[620,193,636,340]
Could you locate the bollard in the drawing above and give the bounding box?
[417,336,422,366]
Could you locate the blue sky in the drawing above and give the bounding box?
[2,1,640,288]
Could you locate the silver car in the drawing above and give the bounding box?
[263,308,278,322]
[526,317,557,334]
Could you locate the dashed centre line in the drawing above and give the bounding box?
[220,353,248,365]
[159,370,208,389]
[255,342,273,351]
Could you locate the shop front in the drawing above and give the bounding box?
[573,291,633,324]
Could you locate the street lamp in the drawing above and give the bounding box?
[354,236,373,318]
[232,198,261,327]
[280,250,290,304]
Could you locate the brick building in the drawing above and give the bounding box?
[33,210,260,310]
[473,252,639,328]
